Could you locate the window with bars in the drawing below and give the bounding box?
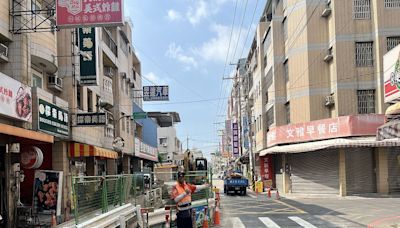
[285,102,290,124]
[283,17,288,41]
[284,60,289,82]
[387,37,400,51]
[357,90,375,114]
[267,106,274,129]
[353,0,371,19]
[355,42,373,67]
[385,0,400,8]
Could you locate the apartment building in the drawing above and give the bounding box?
[231,0,400,196]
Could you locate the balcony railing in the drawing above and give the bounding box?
[102,29,118,57]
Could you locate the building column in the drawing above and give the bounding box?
[52,141,70,219]
[123,156,130,174]
[282,154,290,194]
[339,149,347,197]
[375,148,389,194]
[107,159,117,175]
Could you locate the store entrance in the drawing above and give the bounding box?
[0,146,6,227]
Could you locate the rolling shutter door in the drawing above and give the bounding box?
[345,148,376,195]
[290,150,339,195]
[274,155,284,191]
[389,148,400,193]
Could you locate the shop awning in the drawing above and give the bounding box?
[260,137,400,156]
[69,143,118,159]
[0,123,54,143]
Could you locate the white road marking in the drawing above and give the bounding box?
[248,194,256,198]
[230,217,246,228]
[259,217,281,228]
[289,216,318,228]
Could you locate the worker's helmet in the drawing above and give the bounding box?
[177,171,185,178]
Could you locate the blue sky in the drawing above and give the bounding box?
[126,0,265,157]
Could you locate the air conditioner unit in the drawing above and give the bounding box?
[325,95,335,107]
[162,143,168,147]
[0,43,8,58]
[324,53,333,62]
[48,75,63,91]
[104,67,114,77]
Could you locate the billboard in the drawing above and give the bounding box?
[79,27,99,86]
[56,0,124,28]
[33,170,63,216]
[143,86,169,101]
[0,72,32,122]
[232,122,240,157]
[384,44,400,103]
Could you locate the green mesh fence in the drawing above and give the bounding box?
[72,174,145,225]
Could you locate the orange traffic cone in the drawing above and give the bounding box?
[267,188,271,198]
[202,207,209,228]
[276,189,281,200]
[214,201,221,226]
[51,211,57,228]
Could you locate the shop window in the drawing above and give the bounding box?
[77,84,82,110]
[285,102,290,124]
[353,0,371,19]
[357,90,375,114]
[87,89,93,112]
[355,42,373,67]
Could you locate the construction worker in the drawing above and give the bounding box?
[171,171,209,228]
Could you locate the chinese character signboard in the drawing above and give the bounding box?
[384,44,400,103]
[232,122,240,157]
[56,0,124,28]
[143,86,169,101]
[266,115,385,147]
[0,72,32,122]
[79,27,99,86]
[135,138,158,162]
[39,99,69,137]
[76,113,107,126]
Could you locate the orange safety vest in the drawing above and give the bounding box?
[174,182,193,210]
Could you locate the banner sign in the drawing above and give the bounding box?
[56,0,124,28]
[135,138,158,162]
[267,114,385,147]
[384,44,400,103]
[39,99,69,137]
[76,113,107,126]
[242,116,249,150]
[143,86,169,101]
[33,170,63,216]
[0,72,32,122]
[232,122,239,157]
[79,27,99,86]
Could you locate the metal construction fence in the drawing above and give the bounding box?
[72,173,145,224]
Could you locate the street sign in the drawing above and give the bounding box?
[143,86,169,101]
[133,112,147,120]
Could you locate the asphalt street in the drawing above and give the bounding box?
[212,178,400,228]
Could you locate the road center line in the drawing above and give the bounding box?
[259,217,281,228]
[289,216,318,228]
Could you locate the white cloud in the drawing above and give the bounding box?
[186,0,208,25]
[144,72,166,84]
[166,43,198,68]
[167,9,182,21]
[194,24,248,63]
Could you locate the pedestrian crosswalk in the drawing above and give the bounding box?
[221,216,355,228]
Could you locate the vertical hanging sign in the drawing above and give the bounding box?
[79,27,99,86]
[232,122,239,157]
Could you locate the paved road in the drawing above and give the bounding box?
[212,178,400,228]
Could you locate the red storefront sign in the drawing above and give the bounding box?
[267,114,385,147]
[260,155,273,181]
[56,0,124,28]
[384,44,400,103]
